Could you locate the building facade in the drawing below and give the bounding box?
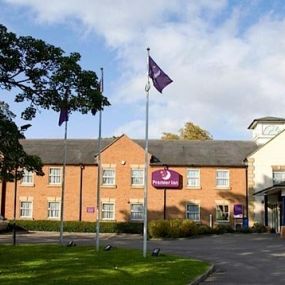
[1,117,285,231]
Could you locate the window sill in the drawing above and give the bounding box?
[131,185,144,189]
[186,186,201,190]
[20,184,35,187]
[19,217,33,220]
[101,185,117,189]
[216,220,230,223]
[48,184,62,187]
[215,187,231,190]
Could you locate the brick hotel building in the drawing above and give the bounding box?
[1,117,285,232]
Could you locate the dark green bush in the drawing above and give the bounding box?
[213,224,234,234]
[197,224,212,235]
[180,220,199,237]
[8,220,143,234]
[149,219,201,238]
[148,219,170,238]
[251,223,267,233]
[168,219,182,238]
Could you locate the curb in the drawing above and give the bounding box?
[189,264,215,285]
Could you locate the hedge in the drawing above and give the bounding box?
[8,220,143,234]
[6,220,270,237]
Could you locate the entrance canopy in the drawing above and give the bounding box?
[253,182,285,196]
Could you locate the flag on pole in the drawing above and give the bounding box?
[148,56,173,93]
[58,108,68,126]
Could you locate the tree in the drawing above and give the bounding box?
[1,23,110,218]
[161,121,212,140]
[0,24,110,119]
[0,102,44,217]
[160,132,180,140]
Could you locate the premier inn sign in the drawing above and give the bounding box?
[151,169,182,189]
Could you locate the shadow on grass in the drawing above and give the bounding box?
[0,245,209,285]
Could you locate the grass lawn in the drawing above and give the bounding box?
[0,244,209,285]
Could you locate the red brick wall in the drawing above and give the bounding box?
[2,135,247,226]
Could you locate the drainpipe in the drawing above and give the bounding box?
[79,164,84,221]
[0,179,7,218]
[243,159,250,229]
[245,164,249,219]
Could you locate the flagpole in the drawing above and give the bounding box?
[60,118,68,245]
[143,48,151,257]
[96,67,103,251]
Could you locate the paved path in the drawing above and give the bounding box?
[1,232,284,284]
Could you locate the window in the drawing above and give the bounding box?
[187,169,200,187]
[130,203,144,220]
[101,203,115,220]
[48,168,62,185]
[216,170,229,188]
[21,169,33,185]
[48,202,60,219]
[216,204,229,222]
[102,168,115,186]
[186,203,200,221]
[131,169,144,186]
[273,171,285,185]
[20,201,32,218]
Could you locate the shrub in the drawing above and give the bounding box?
[148,219,200,238]
[251,223,267,233]
[180,220,199,237]
[214,224,234,234]
[8,220,143,234]
[197,224,212,235]
[168,219,182,238]
[148,220,169,238]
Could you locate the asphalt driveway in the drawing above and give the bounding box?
[0,232,284,284]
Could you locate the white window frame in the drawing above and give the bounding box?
[102,168,116,186]
[101,202,115,220]
[130,203,144,221]
[186,169,200,188]
[21,169,34,186]
[216,204,230,222]
[48,167,62,185]
[20,201,33,218]
[48,201,60,219]
[272,171,285,185]
[216,169,230,188]
[131,168,144,186]
[186,203,200,222]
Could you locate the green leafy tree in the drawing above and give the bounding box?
[0,102,44,217]
[0,24,110,217]
[161,121,212,140]
[0,24,110,119]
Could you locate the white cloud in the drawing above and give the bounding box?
[4,0,285,139]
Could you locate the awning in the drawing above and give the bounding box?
[253,182,285,196]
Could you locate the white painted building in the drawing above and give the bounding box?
[247,117,285,232]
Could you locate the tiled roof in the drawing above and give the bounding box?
[135,139,257,166]
[21,138,257,167]
[248,117,285,129]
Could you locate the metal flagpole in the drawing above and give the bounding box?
[143,48,151,257]
[60,118,68,245]
[96,67,103,251]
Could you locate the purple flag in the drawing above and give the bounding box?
[149,56,173,93]
[58,108,68,126]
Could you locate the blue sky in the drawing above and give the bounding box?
[1,0,285,140]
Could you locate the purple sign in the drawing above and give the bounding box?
[87,207,95,213]
[152,169,181,189]
[233,204,243,218]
